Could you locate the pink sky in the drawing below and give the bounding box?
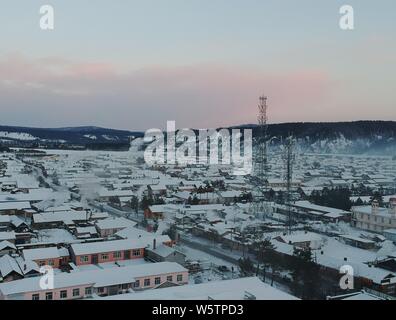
[0,53,393,130]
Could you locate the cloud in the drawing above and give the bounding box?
[0,53,371,130]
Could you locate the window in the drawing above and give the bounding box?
[177,274,183,282]
[45,292,53,300]
[39,261,46,267]
[73,288,80,297]
[144,278,150,287]
[97,287,104,294]
[60,290,67,299]
[101,254,109,261]
[121,284,128,290]
[132,249,141,257]
[85,287,92,296]
[48,260,54,266]
[133,280,140,288]
[32,294,40,300]
[167,275,173,282]
[155,277,161,285]
[80,256,89,263]
[113,251,122,259]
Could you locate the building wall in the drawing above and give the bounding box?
[352,209,396,233]
[133,271,189,290]
[97,227,123,238]
[1,271,189,300]
[74,248,145,266]
[24,285,91,300]
[33,258,62,269]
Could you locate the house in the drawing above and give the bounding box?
[70,239,147,266]
[0,201,31,215]
[0,262,188,300]
[32,211,109,229]
[98,189,134,202]
[22,247,70,268]
[218,191,244,204]
[0,189,65,205]
[0,231,16,244]
[0,255,23,282]
[115,226,173,246]
[274,232,323,249]
[384,229,396,243]
[75,226,98,239]
[16,258,40,278]
[327,289,390,300]
[95,217,136,238]
[144,205,167,220]
[0,241,17,257]
[338,234,376,250]
[352,200,396,233]
[290,201,350,223]
[145,242,186,265]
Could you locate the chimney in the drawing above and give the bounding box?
[372,200,379,215]
[389,198,396,216]
[153,238,157,250]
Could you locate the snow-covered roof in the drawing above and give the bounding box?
[0,255,23,278]
[148,244,184,258]
[0,201,31,211]
[116,226,171,244]
[23,247,67,261]
[293,201,349,215]
[0,189,61,203]
[101,277,298,300]
[0,231,15,241]
[33,211,108,224]
[0,240,16,251]
[76,226,98,235]
[339,234,375,244]
[95,217,136,230]
[70,239,147,256]
[0,262,186,296]
[275,232,323,244]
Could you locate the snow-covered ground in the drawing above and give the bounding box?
[0,131,37,141]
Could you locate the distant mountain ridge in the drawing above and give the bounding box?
[237,121,396,155]
[0,121,395,154]
[0,125,143,150]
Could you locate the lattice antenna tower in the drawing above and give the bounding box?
[283,136,295,234]
[256,95,269,187]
